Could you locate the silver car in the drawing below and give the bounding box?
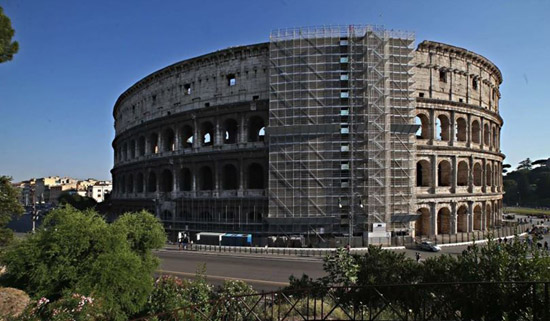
[419,241,441,252]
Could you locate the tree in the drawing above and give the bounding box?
[0,6,18,63]
[0,176,24,245]
[518,158,532,170]
[57,192,97,210]
[0,206,166,321]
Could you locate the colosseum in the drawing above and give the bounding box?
[111,25,504,245]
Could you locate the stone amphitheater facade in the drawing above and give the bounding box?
[111,28,504,242]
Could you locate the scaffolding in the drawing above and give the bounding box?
[267,25,416,236]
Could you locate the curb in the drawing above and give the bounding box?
[437,232,528,247]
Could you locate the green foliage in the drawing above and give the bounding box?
[504,158,550,207]
[0,206,165,321]
[142,267,213,320]
[322,248,359,286]
[0,176,24,246]
[15,294,101,321]
[0,6,18,63]
[57,193,97,211]
[288,240,550,320]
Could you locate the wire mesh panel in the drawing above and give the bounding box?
[268,25,416,237]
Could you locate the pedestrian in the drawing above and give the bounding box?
[415,252,421,262]
[504,237,508,244]
[544,241,549,251]
[498,237,502,244]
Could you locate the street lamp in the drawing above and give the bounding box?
[339,197,364,248]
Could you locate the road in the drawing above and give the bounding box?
[156,216,547,291]
[155,243,475,291]
[156,250,326,291]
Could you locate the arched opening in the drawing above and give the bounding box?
[223,119,239,144]
[248,116,265,142]
[147,172,157,193]
[486,164,493,187]
[415,208,431,236]
[437,160,451,186]
[181,125,194,149]
[473,205,482,230]
[120,175,126,194]
[201,122,214,146]
[138,137,146,156]
[163,128,176,152]
[161,169,173,192]
[484,123,491,146]
[222,164,239,190]
[130,140,136,159]
[436,115,450,141]
[457,161,469,186]
[456,117,467,142]
[199,166,213,190]
[416,160,432,187]
[247,163,265,189]
[122,143,128,161]
[127,174,134,193]
[473,163,482,186]
[437,207,451,234]
[149,133,159,154]
[136,173,144,193]
[457,205,468,232]
[415,114,430,139]
[180,168,192,191]
[472,120,481,144]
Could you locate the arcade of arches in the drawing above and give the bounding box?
[414,202,502,237]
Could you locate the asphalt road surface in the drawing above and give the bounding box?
[156,250,325,291]
[155,244,473,291]
[156,218,541,291]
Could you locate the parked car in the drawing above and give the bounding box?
[418,241,441,252]
[504,214,515,220]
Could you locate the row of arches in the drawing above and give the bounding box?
[416,113,500,150]
[415,201,502,236]
[115,163,266,195]
[115,116,266,163]
[416,158,502,190]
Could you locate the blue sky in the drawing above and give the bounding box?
[1,0,549,182]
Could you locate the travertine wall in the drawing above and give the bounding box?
[111,39,505,239]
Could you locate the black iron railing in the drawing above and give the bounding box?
[132,281,550,321]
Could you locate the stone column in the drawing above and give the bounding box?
[215,117,223,147]
[450,110,456,146]
[238,158,245,196]
[451,202,457,234]
[430,203,437,236]
[213,162,220,197]
[432,154,438,193]
[174,128,180,151]
[468,201,474,232]
[429,109,436,144]
[452,155,457,193]
[466,114,472,148]
[193,117,200,149]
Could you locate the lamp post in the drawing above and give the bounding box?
[339,197,364,248]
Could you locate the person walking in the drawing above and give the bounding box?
[415,252,421,263]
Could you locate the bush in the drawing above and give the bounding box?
[0,206,166,321]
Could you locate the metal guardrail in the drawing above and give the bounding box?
[132,282,550,321]
[173,224,528,257]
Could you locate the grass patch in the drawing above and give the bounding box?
[504,207,550,217]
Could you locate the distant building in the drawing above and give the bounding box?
[87,181,112,203]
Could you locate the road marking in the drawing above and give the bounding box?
[157,269,290,287]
